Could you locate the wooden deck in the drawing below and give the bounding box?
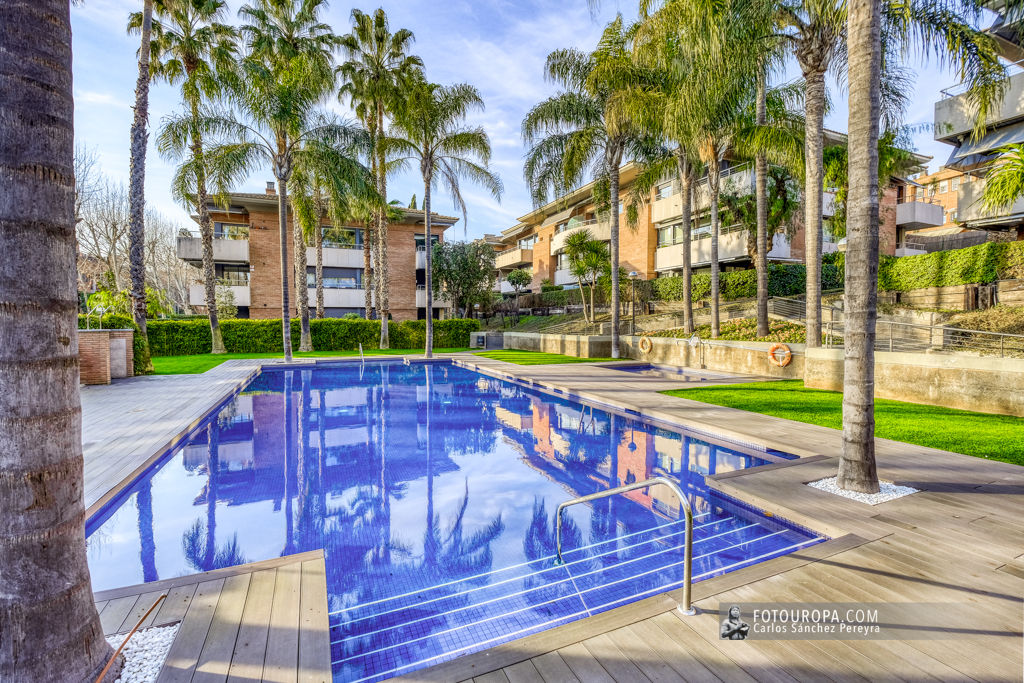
[81,354,1024,683]
[94,550,332,683]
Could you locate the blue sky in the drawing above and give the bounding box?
[71,0,972,241]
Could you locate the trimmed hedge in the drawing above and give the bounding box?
[146,317,481,356]
[651,264,842,303]
[77,313,151,375]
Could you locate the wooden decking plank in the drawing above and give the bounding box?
[298,558,331,683]
[501,659,545,683]
[115,589,166,634]
[528,652,580,683]
[193,572,252,683]
[626,618,723,683]
[100,595,140,635]
[647,612,757,683]
[153,583,199,627]
[602,624,685,683]
[580,633,652,683]
[226,568,277,683]
[262,559,302,683]
[473,670,511,683]
[157,578,225,683]
[555,642,615,683]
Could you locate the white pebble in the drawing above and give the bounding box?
[807,476,918,505]
[105,623,180,683]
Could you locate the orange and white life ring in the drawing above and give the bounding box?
[768,343,792,367]
[638,336,653,354]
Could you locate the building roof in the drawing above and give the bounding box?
[203,191,460,226]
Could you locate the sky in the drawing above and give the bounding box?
[71,0,977,242]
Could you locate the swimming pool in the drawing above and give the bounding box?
[86,360,822,682]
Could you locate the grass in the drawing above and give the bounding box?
[473,350,621,365]
[151,348,471,375]
[662,380,1024,466]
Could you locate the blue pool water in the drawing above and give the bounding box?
[86,360,821,682]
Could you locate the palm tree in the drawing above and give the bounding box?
[339,8,423,349]
[0,1,115,679]
[563,228,609,324]
[981,144,1024,213]
[523,16,650,358]
[127,0,154,340]
[840,0,882,493]
[388,78,503,357]
[140,0,238,354]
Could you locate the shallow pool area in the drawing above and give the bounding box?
[86,360,822,682]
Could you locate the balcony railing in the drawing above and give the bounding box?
[495,247,533,269]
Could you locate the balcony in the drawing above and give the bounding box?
[957,176,1024,225]
[416,248,426,269]
[306,246,364,269]
[654,230,790,271]
[177,233,249,264]
[935,69,1024,143]
[553,269,576,286]
[495,247,533,269]
[416,287,451,308]
[189,284,250,307]
[895,200,945,229]
[549,219,612,254]
[650,164,754,225]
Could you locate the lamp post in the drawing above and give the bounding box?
[628,271,638,336]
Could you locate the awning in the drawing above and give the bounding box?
[541,207,575,228]
[946,120,1024,170]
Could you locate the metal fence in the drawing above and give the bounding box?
[824,319,1024,358]
[904,232,988,253]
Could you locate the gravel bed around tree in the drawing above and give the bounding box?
[105,623,179,683]
[807,476,918,505]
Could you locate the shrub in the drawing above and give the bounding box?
[145,317,480,356]
[650,264,823,303]
[77,313,151,375]
[540,288,586,306]
[653,317,810,343]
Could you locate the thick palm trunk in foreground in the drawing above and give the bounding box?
[376,105,390,349]
[754,69,770,338]
[0,1,117,679]
[839,0,882,494]
[128,0,154,337]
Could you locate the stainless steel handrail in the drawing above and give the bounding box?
[554,476,697,616]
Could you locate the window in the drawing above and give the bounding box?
[214,223,249,240]
[658,226,674,246]
[306,266,362,289]
[557,253,571,270]
[938,180,949,194]
[322,226,362,249]
[949,210,958,222]
[216,264,249,286]
[415,233,441,250]
[655,182,672,200]
[518,234,537,250]
[951,177,960,191]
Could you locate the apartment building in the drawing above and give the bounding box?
[495,149,938,292]
[932,2,1024,241]
[176,182,455,319]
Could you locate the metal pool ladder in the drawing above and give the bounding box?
[554,476,698,616]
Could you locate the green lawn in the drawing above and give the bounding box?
[473,350,622,365]
[662,380,1024,465]
[151,348,471,375]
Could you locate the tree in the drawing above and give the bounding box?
[127,0,155,339]
[719,166,800,269]
[506,268,532,299]
[563,228,609,324]
[523,16,650,358]
[432,241,496,318]
[339,8,423,349]
[139,0,238,354]
[0,1,116,679]
[388,78,503,357]
[839,0,882,493]
[980,144,1024,214]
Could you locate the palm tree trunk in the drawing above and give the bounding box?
[804,69,826,348]
[365,137,376,319]
[608,152,622,358]
[424,177,434,358]
[376,104,390,349]
[576,275,590,324]
[293,201,312,352]
[709,154,722,338]
[315,221,324,319]
[277,171,293,361]
[839,0,881,494]
[128,0,153,338]
[755,68,770,338]
[0,1,116,678]
[675,152,694,334]
[192,112,225,354]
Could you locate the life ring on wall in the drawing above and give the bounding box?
[768,343,792,367]
[638,336,653,354]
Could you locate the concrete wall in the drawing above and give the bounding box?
[620,335,806,379]
[804,347,1024,417]
[503,332,612,358]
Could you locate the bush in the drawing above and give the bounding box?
[651,264,823,303]
[870,241,1024,292]
[540,288,586,306]
[77,313,151,375]
[653,317,810,344]
[146,317,480,356]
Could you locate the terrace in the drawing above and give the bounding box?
[81,354,1024,682]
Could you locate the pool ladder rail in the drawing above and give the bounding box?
[554,476,698,616]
